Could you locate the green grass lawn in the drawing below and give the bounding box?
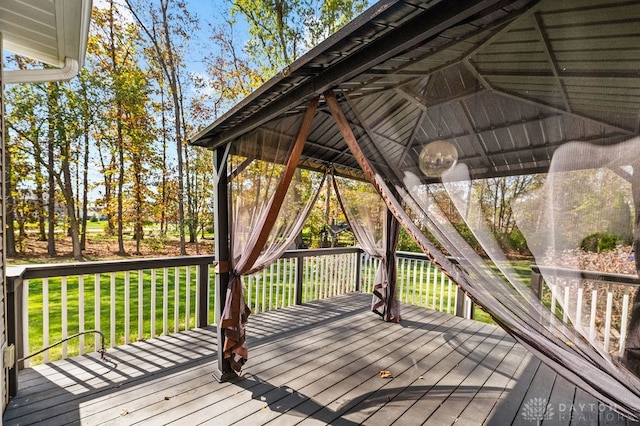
[25,267,216,364]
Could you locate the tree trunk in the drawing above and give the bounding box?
[35,162,47,241]
[46,84,57,256]
[5,148,16,256]
[160,0,187,256]
[160,87,168,236]
[61,168,82,261]
[80,126,90,250]
[108,0,126,256]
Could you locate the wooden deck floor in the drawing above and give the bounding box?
[3,293,638,425]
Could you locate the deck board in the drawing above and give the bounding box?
[3,292,638,426]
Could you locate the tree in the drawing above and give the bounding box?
[200,16,261,118]
[125,0,198,256]
[91,0,154,255]
[230,0,368,81]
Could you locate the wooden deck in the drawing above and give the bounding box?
[3,293,637,425]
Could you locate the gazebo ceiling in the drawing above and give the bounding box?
[191,0,640,182]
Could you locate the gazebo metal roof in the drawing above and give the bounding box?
[191,0,640,182]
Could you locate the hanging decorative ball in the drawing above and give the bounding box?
[419,140,458,178]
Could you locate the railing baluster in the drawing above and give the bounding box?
[336,254,341,295]
[620,286,630,356]
[318,256,324,300]
[289,258,295,306]
[262,268,267,312]
[439,270,445,312]
[424,261,432,308]
[366,256,370,292]
[61,276,68,359]
[352,252,358,293]
[138,270,144,340]
[432,265,437,309]
[325,255,330,298]
[124,271,130,344]
[604,283,613,352]
[195,265,201,327]
[247,275,254,313]
[562,283,569,324]
[411,259,417,305]
[589,288,597,341]
[43,278,49,363]
[78,275,84,356]
[174,267,180,333]
[419,261,425,308]
[335,255,340,296]
[110,273,116,348]
[306,256,312,302]
[575,283,583,331]
[327,255,333,297]
[94,273,100,351]
[550,282,557,316]
[253,275,259,314]
[275,260,281,309]
[151,269,157,338]
[447,277,453,314]
[399,258,406,303]
[163,268,169,336]
[186,266,191,330]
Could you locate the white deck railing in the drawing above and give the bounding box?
[5,249,469,376]
[531,265,639,358]
[360,252,463,317]
[6,256,216,369]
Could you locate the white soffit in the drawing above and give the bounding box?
[0,0,92,68]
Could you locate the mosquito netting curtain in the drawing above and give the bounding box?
[325,90,640,418]
[332,176,401,322]
[222,100,326,371]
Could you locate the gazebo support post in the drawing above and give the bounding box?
[625,165,640,377]
[212,145,238,382]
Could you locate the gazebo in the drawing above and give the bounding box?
[191,0,640,420]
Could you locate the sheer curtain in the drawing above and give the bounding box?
[333,176,400,321]
[326,90,640,419]
[221,99,325,371]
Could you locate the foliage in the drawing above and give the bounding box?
[230,0,368,80]
[580,232,621,253]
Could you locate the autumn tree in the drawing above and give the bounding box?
[91,1,154,255]
[125,0,198,255]
[230,0,368,81]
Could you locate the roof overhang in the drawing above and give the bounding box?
[1,0,92,83]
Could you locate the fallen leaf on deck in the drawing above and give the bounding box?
[379,370,393,378]
[164,396,171,400]
[120,409,128,417]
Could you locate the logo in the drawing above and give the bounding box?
[521,398,554,422]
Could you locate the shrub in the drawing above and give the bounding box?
[580,233,620,253]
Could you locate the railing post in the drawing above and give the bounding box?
[6,271,23,397]
[295,255,304,305]
[355,250,362,292]
[455,286,474,319]
[197,261,210,327]
[531,266,543,300]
